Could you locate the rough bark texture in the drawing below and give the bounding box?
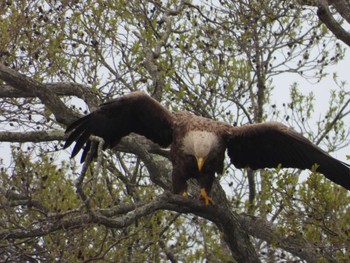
[0,189,335,262]
[317,0,350,47]
[298,0,350,48]
[0,63,79,125]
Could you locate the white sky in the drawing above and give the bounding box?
[272,48,350,161]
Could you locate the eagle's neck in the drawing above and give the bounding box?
[182,130,220,159]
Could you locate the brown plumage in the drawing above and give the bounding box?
[64,91,350,205]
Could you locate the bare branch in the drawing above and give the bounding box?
[317,0,350,47]
[116,135,173,191]
[134,9,174,100]
[0,192,333,262]
[163,193,333,263]
[0,83,100,109]
[0,62,78,125]
[316,97,350,145]
[333,0,350,25]
[0,130,65,142]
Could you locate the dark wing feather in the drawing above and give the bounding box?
[64,92,174,162]
[227,122,350,190]
[64,114,93,152]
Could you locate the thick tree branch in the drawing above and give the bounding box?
[317,0,350,47]
[89,135,336,261]
[0,83,100,109]
[0,62,78,125]
[116,135,173,190]
[0,192,334,262]
[0,130,65,143]
[333,0,350,25]
[163,194,336,263]
[162,193,260,263]
[240,213,336,263]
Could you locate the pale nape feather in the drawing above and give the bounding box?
[182,130,221,158]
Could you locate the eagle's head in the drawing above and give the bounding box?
[182,130,221,171]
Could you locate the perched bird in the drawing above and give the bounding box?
[64,91,350,205]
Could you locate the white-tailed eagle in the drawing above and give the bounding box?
[64,91,350,205]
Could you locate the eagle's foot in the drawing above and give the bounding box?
[199,188,215,205]
[180,191,188,197]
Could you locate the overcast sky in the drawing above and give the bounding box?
[272,48,350,160]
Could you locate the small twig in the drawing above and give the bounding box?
[91,135,105,177]
[75,136,105,213]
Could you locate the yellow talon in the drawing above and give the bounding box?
[180,191,188,197]
[199,188,215,205]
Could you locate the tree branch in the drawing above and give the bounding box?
[116,135,173,191]
[134,9,174,100]
[0,83,100,109]
[333,0,350,25]
[91,135,335,261]
[317,0,350,47]
[0,62,79,125]
[0,130,65,143]
[0,192,334,262]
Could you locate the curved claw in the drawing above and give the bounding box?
[199,188,215,205]
[180,191,188,197]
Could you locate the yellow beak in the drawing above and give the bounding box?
[196,157,205,172]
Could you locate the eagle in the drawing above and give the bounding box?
[64,91,350,205]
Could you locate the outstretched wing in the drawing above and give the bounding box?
[64,92,174,162]
[227,122,350,190]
